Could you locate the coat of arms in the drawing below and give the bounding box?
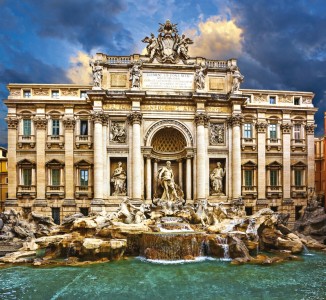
[142,20,193,64]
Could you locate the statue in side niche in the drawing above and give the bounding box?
[194,65,207,90]
[129,61,142,88]
[231,67,244,93]
[90,61,103,88]
[210,162,226,195]
[111,162,127,196]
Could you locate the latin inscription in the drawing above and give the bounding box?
[142,72,194,90]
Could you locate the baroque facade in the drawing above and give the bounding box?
[4,21,316,225]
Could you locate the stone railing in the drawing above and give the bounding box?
[266,186,282,198]
[47,135,64,149]
[206,60,227,68]
[291,186,307,198]
[75,135,92,149]
[107,56,131,64]
[18,135,35,148]
[17,185,36,198]
[75,185,93,199]
[46,185,65,198]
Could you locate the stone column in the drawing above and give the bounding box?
[5,118,18,206]
[306,124,316,189]
[34,117,47,206]
[92,111,104,204]
[128,112,142,201]
[186,155,192,200]
[63,118,76,205]
[177,159,183,189]
[256,122,268,200]
[281,123,292,200]
[146,155,152,201]
[195,113,209,201]
[153,159,159,197]
[229,115,242,200]
[102,115,108,200]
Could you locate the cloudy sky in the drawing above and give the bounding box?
[1,0,326,146]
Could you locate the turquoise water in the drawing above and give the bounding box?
[0,253,326,300]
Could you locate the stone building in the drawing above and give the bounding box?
[4,21,316,225]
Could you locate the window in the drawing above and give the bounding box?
[245,207,253,216]
[294,97,301,105]
[51,169,60,186]
[23,119,31,136]
[244,123,252,139]
[80,120,88,135]
[269,124,277,139]
[269,96,276,104]
[52,119,60,136]
[51,90,59,98]
[5,177,8,184]
[23,90,31,98]
[80,169,89,186]
[80,91,87,99]
[22,169,32,186]
[294,124,301,140]
[52,208,60,225]
[80,207,89,216]
[244,170,253,187]
[270,170,278,186]
[294,170,302,186]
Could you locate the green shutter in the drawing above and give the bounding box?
[23,119,31,136]
[52,169,60,186]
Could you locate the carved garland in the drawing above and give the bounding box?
[305,124,315,135]
[63,118,76,130]
[6,117,19,129]
[280,123,293,134]
[255,122,268,133]
[33,118,47,129]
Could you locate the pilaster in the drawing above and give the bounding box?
[306,123,316,189]
[281,122,292,200]
[256,121,268,200]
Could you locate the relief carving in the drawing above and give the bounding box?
[61,89,78,96]
[10,89,21,96]
[210,123,225,145]
[110,121,126,143]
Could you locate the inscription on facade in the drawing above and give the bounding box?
[209,77,224,91]
[141,104,195,112]
[142,72,194,90]
[110,73,128,87]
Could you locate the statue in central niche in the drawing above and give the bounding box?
[210,162,226,195]
[158,161,179,201]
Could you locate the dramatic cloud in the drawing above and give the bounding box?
[186,17,243,60]
[67,51,92,85]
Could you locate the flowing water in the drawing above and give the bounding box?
[1,252,326,300]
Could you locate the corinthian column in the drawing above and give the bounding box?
[102,115,109,200]
[34,117,47,206]
[256,122,268,200]
[128,112,142,201]
[91,111,104,204]
[229,114,242,200]
[6,117,18,206]
[306,123,316,189]
[281,123,292,200]
[195,113,209,201]
[63,117,76,205]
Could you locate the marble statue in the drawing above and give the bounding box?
[142,33,160,61]
[110,122,126,143]
[158,161,179,201]
[195,65,207,90]
[129,62,142,88]
[115,198,150,224]
[90,61,103,88]
[111,162,127,196]
[231,67,244,93]
[176,34,193,60]
[210,162,226,195]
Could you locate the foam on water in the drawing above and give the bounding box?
[136,256,219,265]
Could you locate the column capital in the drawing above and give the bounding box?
[33,117,47,130]
[128,111,142,125]
[91,110,106,124]
[5,117,19,129]
[63,117,76,130]
[281,123,293,134]
[102,114,109,126]
[194,113,209,126]
[255,121,268,133]
[305,123,316,135]
[227,114,243,127]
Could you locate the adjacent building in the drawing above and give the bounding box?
[4,21,317,225]
[0,147,8,212]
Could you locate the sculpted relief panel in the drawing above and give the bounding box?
[210,123,225,145]
[110,121,126,143]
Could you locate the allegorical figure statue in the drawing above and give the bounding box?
[142,33,160,61]
[158,161,179,201]
[129,62,142,88]
[195,65,207,90]
[210,162,226,195]
[111,162,127,196]
[90,61,103,88]
[231,67,244,93]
